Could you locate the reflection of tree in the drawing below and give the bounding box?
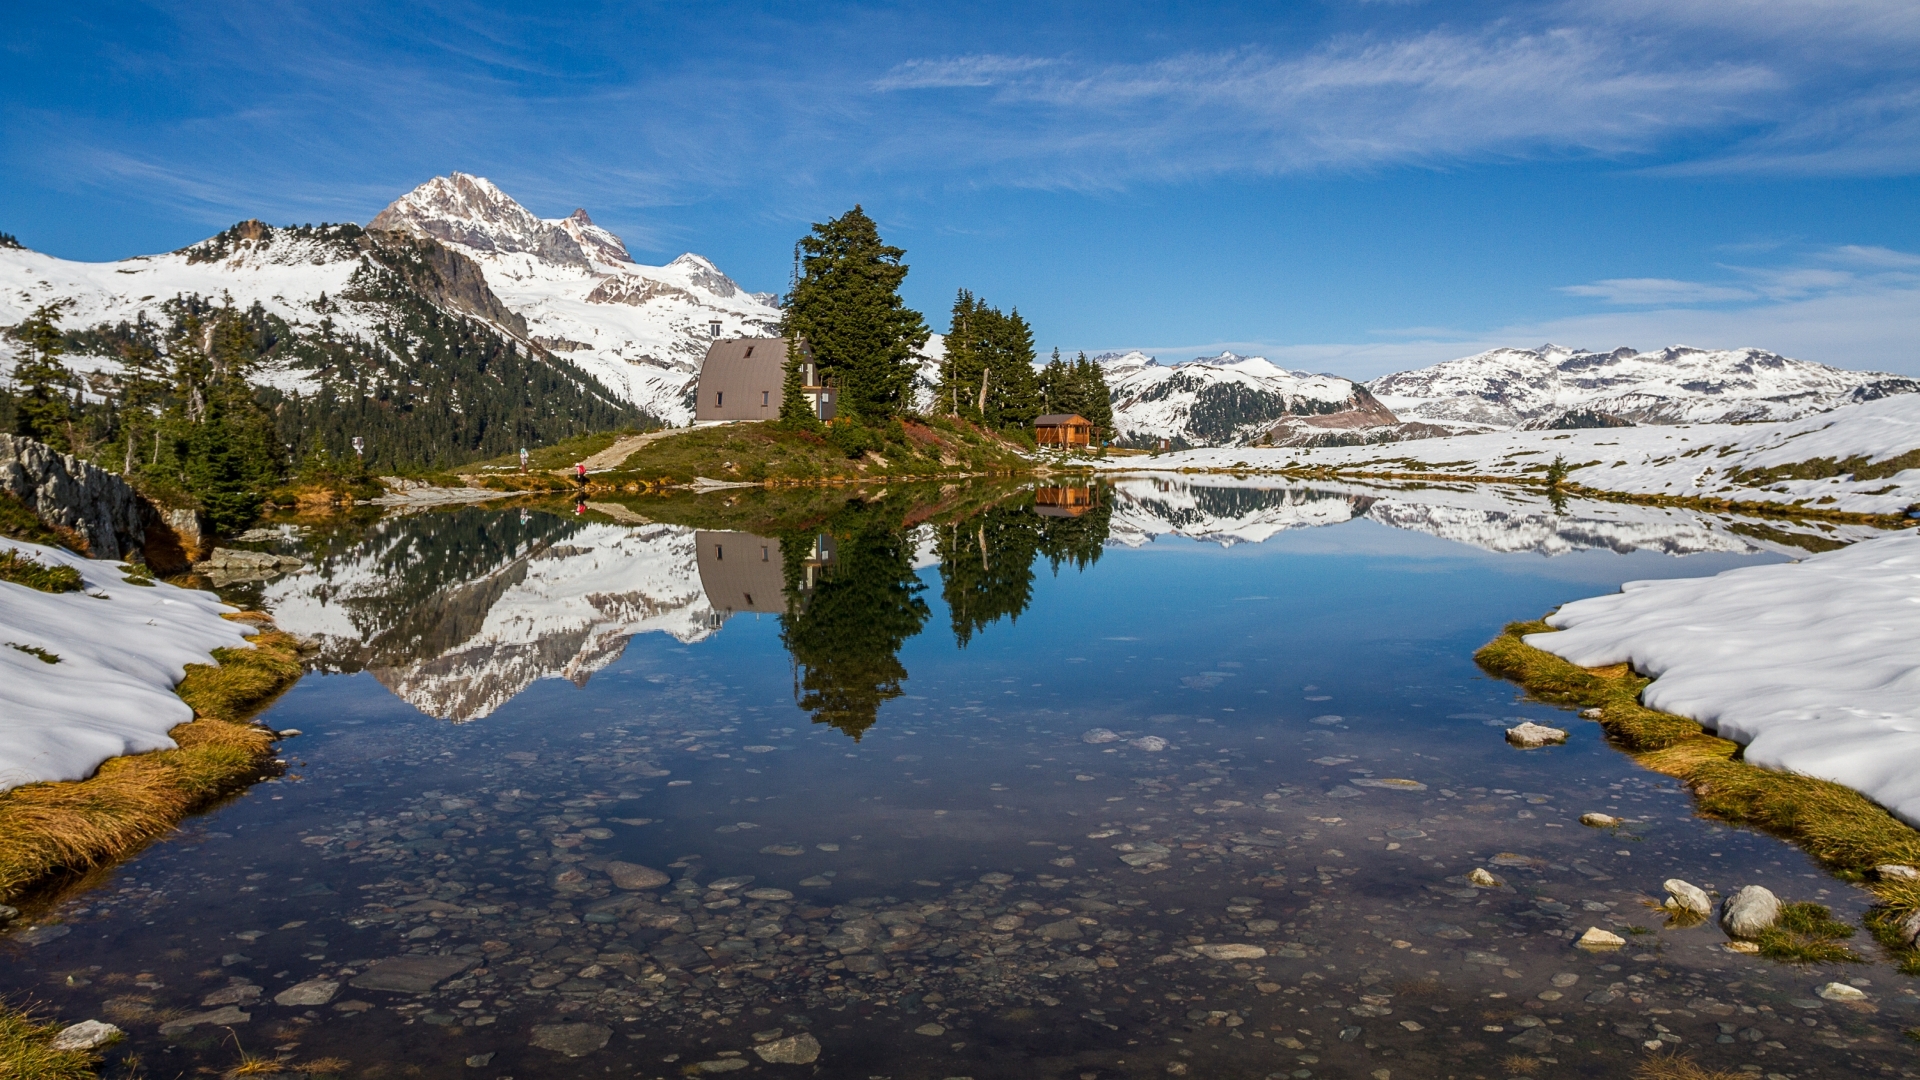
[937,486,1112,647]
[778,504,930,741]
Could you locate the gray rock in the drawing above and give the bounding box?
[200,983,262,1006]
[348,954,476,993]
[158,1006,250,1036]
[0,904,18,923]
[614,857,683,883]
[693,1060,750,1073]
[464,1053,495,1067]
[1897,908,1920,947]
[273,979,340,1006]
[530,1022,612,1056]
[1876,864,1920,881]
[16,925,70,946]
[753,1032,822,1064]
[1037,918,1084,941]
[50,1020,122,1051]
[0,434,144,560]
[1663,879,1712,917]
[1721,885,1781,939]
[1816,982,1866,1002]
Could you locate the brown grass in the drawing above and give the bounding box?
[1632,1052,1745,1080]
[1477,618,1920,968]
[0,1002,101,1080]
[0,625,302,903]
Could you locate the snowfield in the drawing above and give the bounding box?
[0,538,254,793]
[1528,533,1920,827]
[1096,392,1920,517]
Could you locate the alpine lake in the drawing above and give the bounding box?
[4,476,1917,1080]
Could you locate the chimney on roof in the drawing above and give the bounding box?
[709,321,722,339]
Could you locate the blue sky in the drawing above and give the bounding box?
[5,0,1919,378]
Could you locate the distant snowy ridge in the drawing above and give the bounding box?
[1369,343,1918,429]
[1097,351,1407,448]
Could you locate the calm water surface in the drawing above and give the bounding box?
[5,479,1915,1080]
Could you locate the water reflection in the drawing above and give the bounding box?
[261,478,1872,727]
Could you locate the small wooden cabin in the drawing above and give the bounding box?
[1033,413,1093,447]
[1033,485,1097,518]
[694,337,835,422]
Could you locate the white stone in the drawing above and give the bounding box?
[1505,721,1568,748]
[1875,864,1920,881]
[1196,943,1267,960]
[1580,812,1621,827]
[1817,982,1867,1002]
[1576,926,1626,949]
[1467,868,1501,888]
[1081,728,1119,744]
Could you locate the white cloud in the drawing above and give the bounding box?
[1560,278,1756,304]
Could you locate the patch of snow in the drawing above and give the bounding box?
[0,538,252,792]
[1528,533,1920,826]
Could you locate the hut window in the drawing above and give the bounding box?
[762,390,770,406]
[715,391,723,406]
[715,544,723,560]
[744,346,754,358]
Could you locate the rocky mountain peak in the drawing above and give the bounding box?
[370,172,635,268]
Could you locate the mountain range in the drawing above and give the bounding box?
[5,172,1914,455]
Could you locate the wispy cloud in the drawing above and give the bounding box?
[1560,278,1757,305]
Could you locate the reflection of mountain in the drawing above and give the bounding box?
[264,509,720,720]
[1108,478,1373,547]
[1106,475,1874,557]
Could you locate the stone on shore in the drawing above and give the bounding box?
[1721,885,1781,939]
[1663,879,1712,917]
[1505,721,1568,748]
[1817,982,1867,1002]
[1875,864,1920,881]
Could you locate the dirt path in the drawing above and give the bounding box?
[571,430,677,474]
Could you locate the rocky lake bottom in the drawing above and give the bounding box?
[3,483,1916,1080]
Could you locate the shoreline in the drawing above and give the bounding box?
[1476,618,1920,972]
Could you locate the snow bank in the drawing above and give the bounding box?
[0,538,253,792]
[1527,533,1920,825]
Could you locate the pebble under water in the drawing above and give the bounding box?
[4,480,1917,1080]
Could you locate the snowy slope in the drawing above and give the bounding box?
[1106,476,1368,546]
[0,538,254,792]
[1531,533,1920,826]
[369,174,782,421]
[1096,392,1920,517]
[0,230,372,396]
[1370,344,1917,429]
[1100,351,1396,448]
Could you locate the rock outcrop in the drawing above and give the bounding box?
[0,435,143,560]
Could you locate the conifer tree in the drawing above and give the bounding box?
[783,207,928,425]
[1074,351,1114,443]
[9,300,76,450]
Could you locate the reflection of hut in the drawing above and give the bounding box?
[694,337,836,423]
[694,531,839,622]
[1033,486,1097,518]
[1033,414,1092,447]
[695,532,785,616]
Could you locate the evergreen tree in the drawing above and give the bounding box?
[777,336,819,430]
[1074,351,1114,444]
[9,300,76,450]
[939,292,1040,428]
[1037,347,1071,415]
[982,307,1038,426]
[783,206,928,425]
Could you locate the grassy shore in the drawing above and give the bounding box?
[1477,619,1920,970]
[0,615,303,904]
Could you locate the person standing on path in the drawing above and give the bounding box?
[576,461,587,483]
[519,447,529,473]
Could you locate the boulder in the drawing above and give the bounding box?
[1896,908,1920,947]
[1663,879,1712,917]
[1720,885,1781,939]
[1816,982,1867,1002]
[1875,864,1920,881]
[1468,868,1501,888]
[1505,722,1568,748]
[1580,812,1621,827]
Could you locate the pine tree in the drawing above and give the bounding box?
[784,207,929,425]
[983,307,1038,426]
[1037,347,1071,415]
[9,300,76,450]
[777,337,819,430]
[1074,351,1114,444]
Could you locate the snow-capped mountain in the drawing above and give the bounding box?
[1369,344,1918,430]
[1100,351,1402,448]
[368,173,782,421]
[1106,476,1372,545]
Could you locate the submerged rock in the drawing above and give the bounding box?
[1505,721,1568,748]
[1467,868,1501,888]
[530,1022,612,1057]
[1663,879,1712,917]
[1197,943,1267,960]
[274,979,340,1006]
[606,861,671,890]
[348,954,476,993]
[1721,885,1781,939]
[158,1006,250,1036]
[753,1032,821,1064]
[1817,982,1867,1001]
[1081,728,1119,744]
